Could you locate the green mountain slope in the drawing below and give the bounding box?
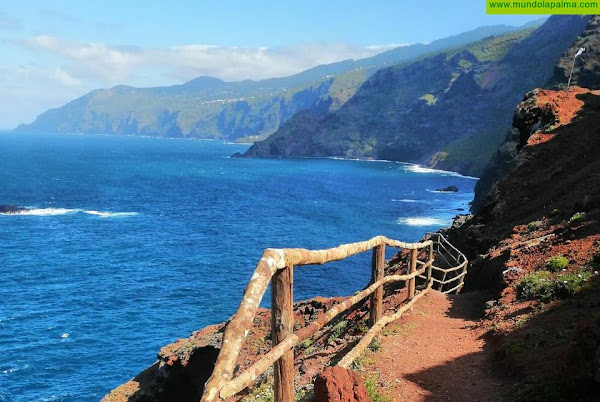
[16,23,539,141]
[242,16,589,177]
[472,15,600,212]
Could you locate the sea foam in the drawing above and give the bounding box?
[405,164,479,180]
[397,217,446,226]
[1,208,137,218]
[83,211,138,218]
[4,208,80,216]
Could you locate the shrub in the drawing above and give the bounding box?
[368,338,383,352]
[554,271,591,299]
[528,220,541,231]
[516,271,555,301]
[328,320,348,343]
[570,212,586,224]
[364,374,390,402]
[550,208,560,217]
[516,270,591,301]
[546,255,568,272]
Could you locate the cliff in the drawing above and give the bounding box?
[242,16,590,177]
[473,15,600,211]
[444,87,600,399]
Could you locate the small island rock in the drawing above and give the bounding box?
[436,185,459,192]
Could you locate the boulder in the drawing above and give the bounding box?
[0,205,27,214]
[314,366,371,402]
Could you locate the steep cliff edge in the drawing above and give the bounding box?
[243,16,590,177]
[444,87,600,399]
[473,15,600,211]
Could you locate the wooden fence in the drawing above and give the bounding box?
[201,234,467,401]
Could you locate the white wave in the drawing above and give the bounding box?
[426,189,463,194]
[61,333,70,339]
[397,217,446,226]
[83,210,138,218]
[404,164,479,180]
[1,364,28,374]
[1,208,80,216]
[391,199,419,203]
[1,207,138,218]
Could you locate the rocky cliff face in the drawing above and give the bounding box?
[473,15,600,211]
[550,15,600,90]
[443,87,600,399]
[243,16,590,177]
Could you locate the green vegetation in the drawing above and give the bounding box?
[554,271,592,298]
[464,29,533,62]
[419,93,437,105]
[364,374,391,402]
[244,379,274,402]
[502,339,529,355]
[328,320,348,343]
[368,337,383,353]
[546,255,569,272]
[382,322,419,336]
[516,269,591,301]
[569,212,586,224]
[353,320,370,335]
[528,220,541,231]
[550,208,560,217]
[516,271,555,301]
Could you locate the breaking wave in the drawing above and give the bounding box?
[397,217,446,226]
[1,208,138,218]
[3,208,79,216]
[82,211,138,218]
[405,164,479,180]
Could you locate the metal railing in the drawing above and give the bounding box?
[201,234,467,401]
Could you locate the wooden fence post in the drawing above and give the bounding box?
[409,249,417,299]
[271,265,294,401]
[427,243,433,285]
[369,244,385,327]
[456,263,466,294]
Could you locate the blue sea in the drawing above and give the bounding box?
[0,131,476,401]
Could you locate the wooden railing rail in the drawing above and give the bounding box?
[420,233,468,294]
[201,234,466,402]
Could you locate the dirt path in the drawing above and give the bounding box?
[363,290,509,402]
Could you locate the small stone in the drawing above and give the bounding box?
[485,300,498,309]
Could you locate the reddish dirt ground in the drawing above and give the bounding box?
[362,290,509,402]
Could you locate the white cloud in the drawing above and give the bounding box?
[1,35,407,128]
[20,35,401,84]
[366,43,410,51]
[54,69,83,88]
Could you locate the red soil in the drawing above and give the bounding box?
[363,291,509,402]
[527,86,600,146]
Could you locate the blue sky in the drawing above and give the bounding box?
[0,1,539,128]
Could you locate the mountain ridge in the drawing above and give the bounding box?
[16,22,543,143]
[242,16,589,177]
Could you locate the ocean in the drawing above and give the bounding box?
[0,131,476,401]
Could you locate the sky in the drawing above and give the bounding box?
[0,1,540,129]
